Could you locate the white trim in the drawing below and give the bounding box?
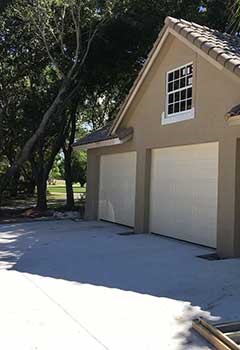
[170,29,240,84]
[226,114,240,126]
[164,62,193,124]
[161,108,195,125]
[73,134,132,150]
[73,138,121,150]
[110,24,240,136]
[167,61,193,74]
[110,27,200,135]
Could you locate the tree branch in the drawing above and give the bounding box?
[67,6,81,78]
[41,26,64,79]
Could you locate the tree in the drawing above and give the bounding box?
[62,101,79,209]
[0,6,67,207]
[201,0,233,31]
[0,0,13,13]
[228,0,240,32]
[0,0,234,210]
[49,154,63,181]
[0,0,114,195]
[71,151,87,187]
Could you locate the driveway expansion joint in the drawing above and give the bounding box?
[22,272,110,350]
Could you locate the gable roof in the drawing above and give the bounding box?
[166,17,240,75]
[110,16,240,134]
[74,16,240,149]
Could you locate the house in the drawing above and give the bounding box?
[73,17,240,258]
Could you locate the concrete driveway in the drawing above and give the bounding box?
[1,220,240,349]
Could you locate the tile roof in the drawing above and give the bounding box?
[110,17,240,135]
[73,123,114,147]
[166,16,240,77]
[74,17,240,147]
[225,104,240,118]
[73,122,133,147]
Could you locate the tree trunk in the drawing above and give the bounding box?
[63,101,78,210]
[2,81,71,185]
[64,148,74,210]
[0,20,99,203]
[35,148,48,211]
[27,178,36,196]
[36,176,47,210]
[10,172,19,197]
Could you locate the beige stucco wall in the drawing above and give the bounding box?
[86,33,240,258]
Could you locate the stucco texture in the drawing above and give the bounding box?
[85,33,240,258]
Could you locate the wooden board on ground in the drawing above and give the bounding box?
[193,318,240,350]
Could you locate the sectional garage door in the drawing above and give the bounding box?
[98,152,136,227]
[150,143,219,247]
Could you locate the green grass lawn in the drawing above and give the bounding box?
[1,182,86,212]
[47,184,86,203]
[47,185,85,194]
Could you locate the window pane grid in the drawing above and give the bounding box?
[166,63,193,117]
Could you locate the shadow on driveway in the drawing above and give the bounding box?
[0,220,239,320]
[3,220,240,349]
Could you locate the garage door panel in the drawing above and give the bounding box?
[99,152,136,227]
[150,143,218,247]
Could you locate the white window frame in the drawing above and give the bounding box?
[162,62,194,125]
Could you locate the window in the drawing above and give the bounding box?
[162,63,194,125]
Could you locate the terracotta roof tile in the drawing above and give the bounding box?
[75,17,240,145]
[166,17,240,73]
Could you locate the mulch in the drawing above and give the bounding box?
[0,207,55,224]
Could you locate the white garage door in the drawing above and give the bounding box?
[99,152,136,227]
[150,143,218,247]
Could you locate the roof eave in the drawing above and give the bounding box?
[73,133,133,151]
[225,114,240,126]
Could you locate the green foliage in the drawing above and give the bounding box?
[79,0,234,130]
[71,151,87,187]
[0,0,235,205]
[228,0,240,32]
[0,0,13,13]
[49,154,63,180]
[0,157,9,174]
[11,0,116,80]
[200,0,233,31]
[51,149,87,186]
